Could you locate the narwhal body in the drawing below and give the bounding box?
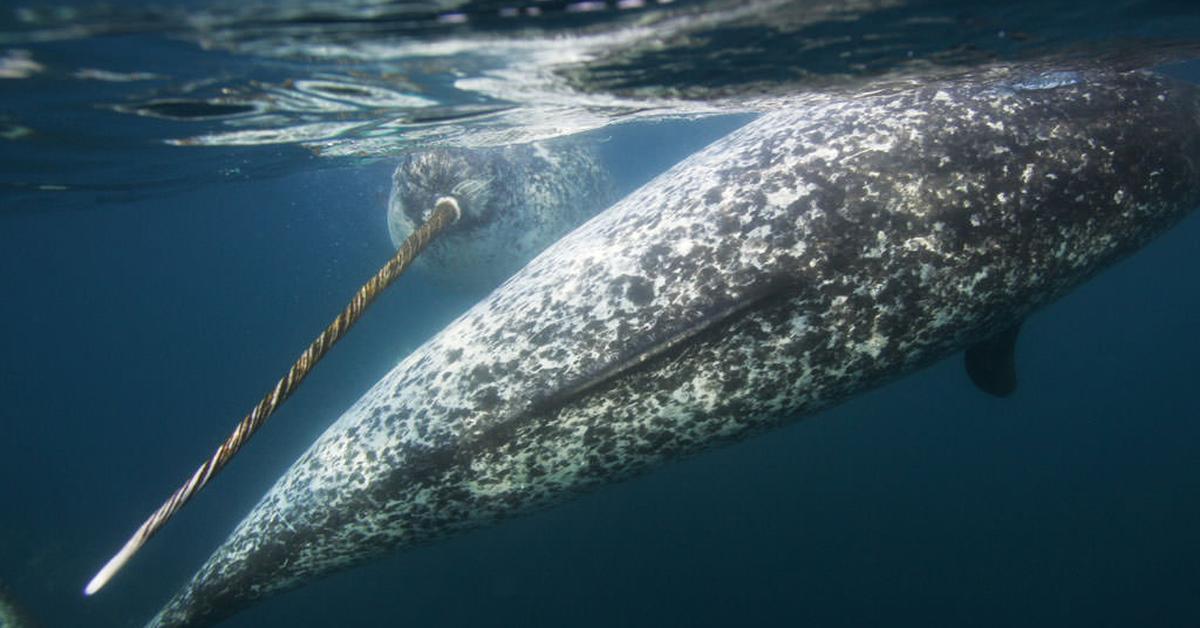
[148,67,1200,627]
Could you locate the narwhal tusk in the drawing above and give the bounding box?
[84,197,461,596]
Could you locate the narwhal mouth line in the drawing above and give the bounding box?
[405,178,494,234]
[446,177,496,231]
[451,177,493,201]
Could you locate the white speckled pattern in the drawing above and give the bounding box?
[148,68,1200,628]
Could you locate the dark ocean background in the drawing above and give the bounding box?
[2,2,1200,627]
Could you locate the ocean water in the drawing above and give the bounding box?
[1,2,1199,627]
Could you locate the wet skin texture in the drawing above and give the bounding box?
[149,68,1200,627]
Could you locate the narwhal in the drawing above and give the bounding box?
[132,66,1198,626]
[387,141,617,290]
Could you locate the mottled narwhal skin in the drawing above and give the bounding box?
[0,580,39,628]
[149,68,1200,627]
[387,141,616,289]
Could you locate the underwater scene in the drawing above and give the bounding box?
[2,1,1199,626]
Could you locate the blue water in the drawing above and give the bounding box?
[2,3,1200,627]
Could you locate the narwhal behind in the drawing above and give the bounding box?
[145,67,1200,627]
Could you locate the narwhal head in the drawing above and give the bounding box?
[384,145,537,289]
[387,146,507,243]
[384,141,615,290]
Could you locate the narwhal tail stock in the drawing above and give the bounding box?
[83,198,461,597]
